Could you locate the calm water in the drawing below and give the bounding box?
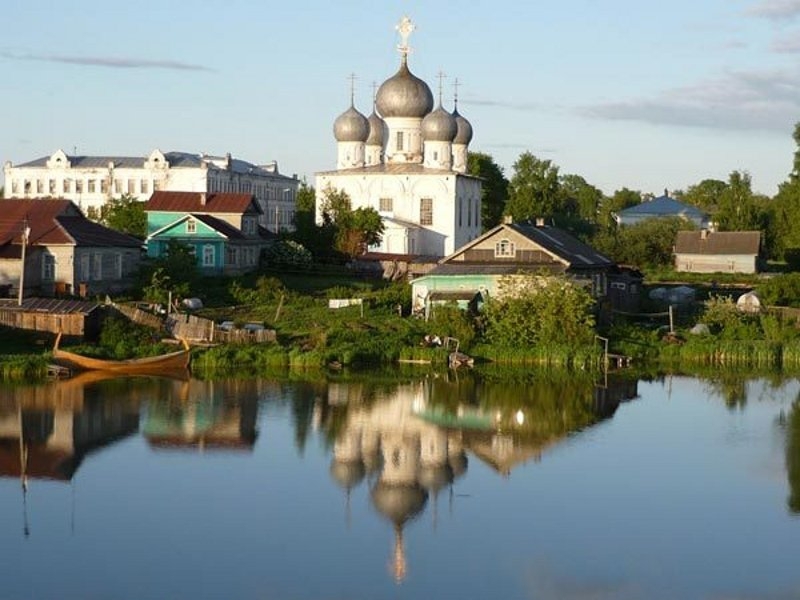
[1,369,799,600]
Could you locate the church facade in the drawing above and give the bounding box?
[315,17,483,258]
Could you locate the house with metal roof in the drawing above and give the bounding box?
[144,191,275,275]
[4,148,299,232]
[674,230,761,273]
[411,219,641,316]
[0,198,142,299]
[614,192,710,228]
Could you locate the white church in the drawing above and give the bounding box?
[315,17,483,258]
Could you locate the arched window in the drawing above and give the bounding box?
[494,239,515,258]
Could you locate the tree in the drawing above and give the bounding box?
[716,171,764,232]
[770,123,800,263]
[559,174,602,225]
[681,179,727,213]
[482,274,595,348]
[99,194,147,237]
[291,181,318,246]
[597,188,641,230]
[467,152,508,231]
[592,216,693,269]
[319,187,384,259]
[139,239,196,302]
[505,152,561,222]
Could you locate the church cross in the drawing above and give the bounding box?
[436,70,447,106]
[396,16,415,58]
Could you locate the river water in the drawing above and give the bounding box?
[0,369,798,599]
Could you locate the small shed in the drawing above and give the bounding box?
[674,230,761,274]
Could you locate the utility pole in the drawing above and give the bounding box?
[17,219,30,307]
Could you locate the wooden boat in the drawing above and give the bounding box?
[52,332,191,373]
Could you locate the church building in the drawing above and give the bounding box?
[315,17,483,258]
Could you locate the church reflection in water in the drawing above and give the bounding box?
[323,374,639,583]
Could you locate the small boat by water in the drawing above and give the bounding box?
[53,332,191,374]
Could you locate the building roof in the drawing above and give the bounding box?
[0,198,141,248]
[145,191,260,214]
[0,298,100,313]
[17,155,145,169]
[192,214,246,240]
[617,194,707,220]
[674,230,761,255]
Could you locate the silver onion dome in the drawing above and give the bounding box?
[421,105,457,142]
[333,105,370,142]
[366,111,387,146]
[453,108,474,145]
[376,61,434,119]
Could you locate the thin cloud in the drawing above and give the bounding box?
[773,31,800,52]
[462,97,544,111]
[581,68,800,132]
[746,0,800,20]
[0,50,213,72]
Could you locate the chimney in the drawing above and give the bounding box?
[200,192,207,206]
[535,217,545,227]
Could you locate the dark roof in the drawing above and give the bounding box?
[506,223,615,268]
[17,155,145,169]
[192,214,246,240]
[0,297,100,314]
[674,230,761,255]
[617,195,707,220]
[145,191,260,214]
[56,216,142,247]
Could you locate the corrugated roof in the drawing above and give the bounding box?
[0,298,100,313]
[0,198,75,245]
[617,195,707,219]
[507,223,615,268]
[17,155,145,169]
[429,263,567,276]
[675,230,761,255]
[145,191,260,214]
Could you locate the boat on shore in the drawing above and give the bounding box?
[52,332,191,374]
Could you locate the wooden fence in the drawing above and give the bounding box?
[0,308,88,336]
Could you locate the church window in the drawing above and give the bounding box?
[49,179,56,194]
[380,197,393,212]
[495,239,516,258]
[36,179,44,194]
[11,180,18,194]
[63,180,71,193]
[433,150,438,161]
[420,197,433,225]
[396,131,405,151]
[187,218,197,234]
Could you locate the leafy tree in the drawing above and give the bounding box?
[505,152,561,222]
[291,181,319,248]
[99,194,147,237]
[681,179,727,213]
[140,240,196,302]
[319,187,384,259]
[770,123,800,262]
[716,171,763,232]
[757,273,800,307]
[482,274,595,347]
[597,187,641,230]
[559,174,602,225]
[467,152,508,231]
[593,216,693,269]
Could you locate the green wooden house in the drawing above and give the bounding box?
[145,191,275,275]
[411,219,641,316]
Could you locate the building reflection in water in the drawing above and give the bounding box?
[325,373,638,583]
[143,379,260,452]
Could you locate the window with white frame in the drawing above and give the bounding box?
[203,245,215,267]
[420,198,433,226]
[49,179,56,195]
[88,180,96,193]
[226,246,238,266]
[63,180,71,193]
[187,218,196,234]
[396,131,404,151]
[36,180,44,194]
[42,255,55,281]
[494,239,515,258]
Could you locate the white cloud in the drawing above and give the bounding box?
[582,68,800,132]
[746,0,800,20]
[0,51,213,72]
[772,31,800,51]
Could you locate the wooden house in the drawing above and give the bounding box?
[674,230,761,274]
[411,220,641,315]
[0,198,142,298]
[144,191,275,275]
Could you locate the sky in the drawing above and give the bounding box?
[3,0,800,197]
